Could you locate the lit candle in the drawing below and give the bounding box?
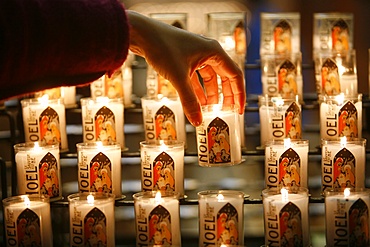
[262,187,310,247]
[3,195,52,246]
[90,76,105,98]
[14,142,62,201]
[324,188,370,246]
[21,97,68,151]
[133,191,181,246]
[319,93,362,140]
[68,192,115,247]
[76,142,122,199]
[265,139,309,189]
[61,86,76,108]
[80,97,125,150]
[195,104,241,167]
[198,190,245,246]
[321,137,366,192]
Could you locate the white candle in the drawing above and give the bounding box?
[262,187,310,247]
[324,188,370,246]
[14,142,62,201]
[265,139,309,189]
[3,195,52,246]
[321,137,366,192]
[76,142,122,199]
[21,97,68,151]
[61,86,76,108]
[68,192,115,247]
[133,191,181,246]
[319,94,362,140]
[80,97,125,150]
[196,104,241,167]
[90,76,105,99]
[198,190,245,246]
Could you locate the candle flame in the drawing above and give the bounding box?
[33,142,42,151]
[340,136,347,148]
[95,96,110,104]
[335,93,345,105]
[38,94,49,105]
[272,97,284,107]
[87,194,94,205]
[281,188,289,202]
[217,193,224,201]
[159,140,167,152]
[344,188,350,198]
[155,191,162,203]
[23,196,31,208]
[284,138,291,149]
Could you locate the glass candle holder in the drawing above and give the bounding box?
[76,142,122,199]
[68,192,115,247]
[258,95,302,147]
[21,97,68,151]
[262,187,310,247]
[133,191,181,246]
[260,12,300,55]
[198,190,245,246]
[14,142,61,201]
[150,12,188,30]
[324,188,370,246]
[321,137,366,193]
[261,52,303,99]
[265,139,309,189]
[80,97,125,150]
[319,93,362,140]
[3,195,52,246]
[195,104,242,167]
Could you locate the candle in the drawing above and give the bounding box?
[21,97,68,151]
[195,104,242,167]
[61,86,77,108]
[80,97,125,150]
[140,141,185,198]
[133,191,181,246]
[198,190,245,246]
[68,192,115,247]
[34,87,61,99]
[319,93,362,140]
[265,139,309,189]
[321,137,366,192]
[76,142,122,199]
[3,195,52,246]
[258,95,302,147]
[141,96,186,145]
[14,142,62,201]
[90,76,105,98]
[324,188,370,246]
[262,187,310,247]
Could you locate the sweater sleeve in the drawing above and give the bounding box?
[0,0,130,100]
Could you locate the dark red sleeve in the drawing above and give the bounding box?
[0,0,130,100]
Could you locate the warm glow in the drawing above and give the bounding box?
[284,138,291,149]
[155,191,162,203]
[38,94,50,106]
[335,93,345,105]
[220,35,235,52]
[212,104,222,116]
[23,196,31,208]
[33,142,42,152]
[272,97,284,107]
[281,188,289,202]
[87,194,95,205]
[340,136,347,148]
[94,96,110,104]
[159,140,168,152]
[344,188,350,198]
[217,193,224,201]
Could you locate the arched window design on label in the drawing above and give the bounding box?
[207,117,231,164]
[95,106,116,144]
[274,20,292,54]
[333,148,356,188]
[17,208,41,246]
[338,101,358,138]
[84,207,107,246]
[321,58,340,95]
[217,202,239,245]
[90,152,112,193]
[331,19,350,52]
[278,59,297,98]
[155,105,177,140]
[39,152,59,198]
[349,198,369,246]
[279,148,301,187]
[148,205,172,245]
[153,152,175,192]
[279,202,303,246]
[39,106,61,146]
[285,102,301,139]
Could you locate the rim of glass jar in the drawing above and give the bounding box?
[207,12,246,20]
[258,95,300,106]
[80,96,123,105]
[200,104,239,113]
[316,48,356,58]
[76,141,121,150]
[141,95,180,102]
[133,191,180,201]
[318,93,362,103]
[262,186,309,197]
[265,139,309,147]
[197,190,245,199]
[2,194,50,206]
[321,137,366,146]
[14,141,59,152]
[140,140,185,149]
[21,97,64,106]
[67,192,115,203]
[324,188,370,197]
[260,12,300,19]
[313,12,353,19]
[260,51,302,60]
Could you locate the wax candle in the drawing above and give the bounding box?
[133,191,181,246]
[140,141,185,198]
[90,76,105,98]
[258,95,302,147]
[76,142,122,199]
[61,86,77,108]
[262,187,310,247]
[21,97,68,151]
[141,96,186,145]
[198,190,245,246]
[265,139,309,189]
[14,142,62,201]
[325,188,370,246]
[80,97,125,150]
[319,93,362,140]
[3,195,52,246]
[195,104,241,167]
[68,192,115,247]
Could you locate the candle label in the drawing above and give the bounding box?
[157,75,177,97]
[285,101,301,139]
[278,60,297,98]
[39,152,60,198]
[273,20,292,54]
[338,101,358,138]
[105,69,124,99]
[321,58,340,95]
[234,21,246,55]
[95,107,117,144]
[205,117,231,164]
[91,76,105,98]
[331,19,350,52]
